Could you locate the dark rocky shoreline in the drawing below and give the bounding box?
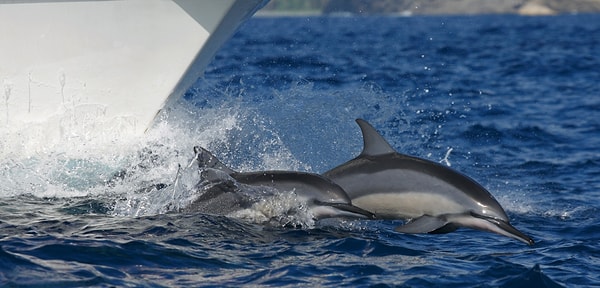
[262,0,600,16]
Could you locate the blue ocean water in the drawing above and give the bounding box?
[2,14,600,286]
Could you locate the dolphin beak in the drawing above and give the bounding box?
[492,218,535,245]
[471,213,535,245]
[321,202,377,219]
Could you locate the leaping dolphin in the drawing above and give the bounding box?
[187,146,375,221]
[323,119,534,245]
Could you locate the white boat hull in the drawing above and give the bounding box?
[0,0,266,156]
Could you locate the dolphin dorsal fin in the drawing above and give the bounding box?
[192,146,236,174]
[356,119,396,157]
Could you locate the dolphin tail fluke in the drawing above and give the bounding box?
[394,215,450,234]
[192,146,236,174]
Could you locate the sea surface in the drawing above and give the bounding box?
[2,14,600,287]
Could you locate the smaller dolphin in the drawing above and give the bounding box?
[324,119,534,245]
[187,146,375,221]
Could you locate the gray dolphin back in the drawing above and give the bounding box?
[232,171,376,219]
[188,146,375,220]
[232,171,352,203]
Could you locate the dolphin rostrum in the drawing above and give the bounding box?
[187,146,375,221]
[323,119,534,245]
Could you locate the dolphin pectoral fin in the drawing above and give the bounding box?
[429,224,458,234]
[394,215,449,234]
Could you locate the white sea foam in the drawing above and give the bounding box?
[0,96,303,218]
[228,191,316,228]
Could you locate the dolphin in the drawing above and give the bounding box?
[323,119,534,245]
[187,146,375,221]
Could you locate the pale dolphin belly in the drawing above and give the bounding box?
[351,191,466,219]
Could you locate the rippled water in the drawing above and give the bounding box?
[2,14,599,286]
